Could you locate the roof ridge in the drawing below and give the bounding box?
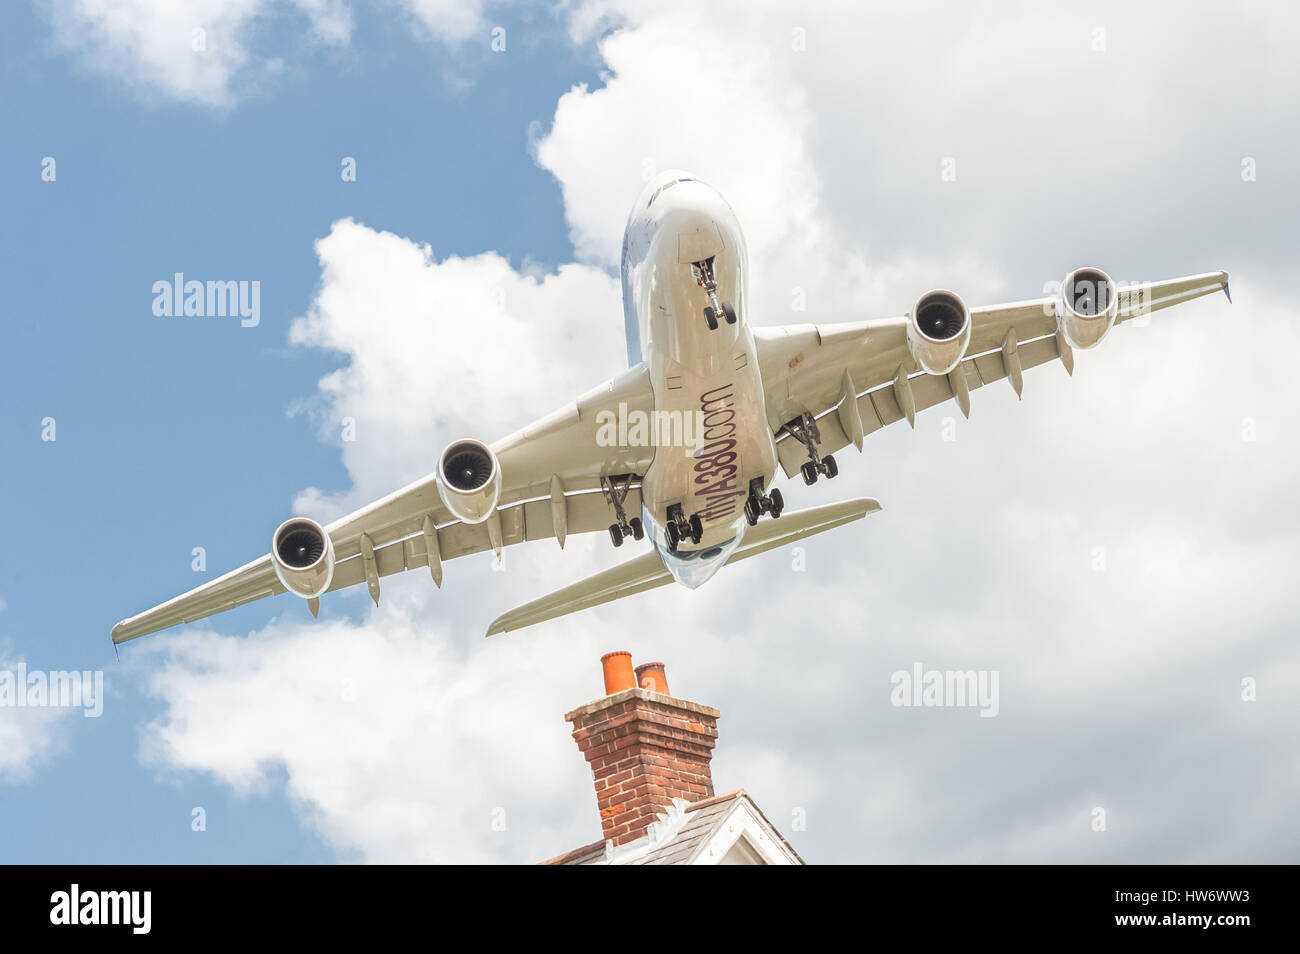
[683,787,748,813]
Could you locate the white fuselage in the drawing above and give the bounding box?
[620,171,779,588]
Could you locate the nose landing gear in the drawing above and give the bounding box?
[664,503,703,553]
[601,474,645,548]
[781,412,839,486]
[692,257,738,330]
[743,477,784,527]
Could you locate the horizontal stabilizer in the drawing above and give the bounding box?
[484,496,881,637]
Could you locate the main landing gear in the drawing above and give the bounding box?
[664,503,703,553]
[602,474,644,548]
[743,476,784,527]
[692,257,738,331]
[781,412,839,486]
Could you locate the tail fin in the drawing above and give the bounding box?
[485,497,881,637]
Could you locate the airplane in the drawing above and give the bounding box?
[111,170,1230,646]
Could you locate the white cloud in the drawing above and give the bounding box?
[290,0,354,46]
[39,0,503,107]
[286,220,622,519]
[0,649,71,784]
[0,708,66,783]
[139,0,1300,862]
[138,608,607,862]
[394,0,487,45]
[41,0,353,107]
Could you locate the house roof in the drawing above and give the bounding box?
[540,789,805,865]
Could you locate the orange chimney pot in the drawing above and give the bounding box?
[600,651,636,694]
[634,661,670,695]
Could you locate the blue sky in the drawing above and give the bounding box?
[0,2,600,863]
[2,1,1297,864]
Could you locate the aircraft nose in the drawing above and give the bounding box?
[675,219,724,264]
[656,206,722,264]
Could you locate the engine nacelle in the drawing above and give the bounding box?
[1057,266,1118,350]
[906,289,972,375]
[271,517,335,599]
[437,438,501,524]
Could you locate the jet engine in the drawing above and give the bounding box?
[271,517,336,599]
[906,289,972,375]
[437,438,502,524]
[1057,267,1118,349]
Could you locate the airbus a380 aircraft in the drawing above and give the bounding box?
[112,171,1230,645]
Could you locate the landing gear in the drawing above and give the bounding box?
[693,257,738,330]
[664,504,703,553]
[743,477,784,526]
[782,412,839,486]
[607,517,644,548]
[601,474,644,548]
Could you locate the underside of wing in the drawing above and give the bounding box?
[110,556,284,644]
[755,270,1229,477]
[484,497,881,637]
[112,363,659,644]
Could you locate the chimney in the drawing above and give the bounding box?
[566,654,720,847]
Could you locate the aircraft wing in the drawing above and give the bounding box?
[484,497,881,637]
[753,272,1230,478]
[111,364,658,644]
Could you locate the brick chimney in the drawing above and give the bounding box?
[566,653,721,847]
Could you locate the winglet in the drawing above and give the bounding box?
[1224,281,1232,304]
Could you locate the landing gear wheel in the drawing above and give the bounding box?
[601,474,642,549]
[785,413,835,488]
[665,503,702,551]
[693,258,733,332]
[744,476,783,524]
[665,520,680,553]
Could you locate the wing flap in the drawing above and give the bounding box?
[326,488,644,592]
[777,333,1065,476]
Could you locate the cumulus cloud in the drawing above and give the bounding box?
[138,0,1300,862]
[0,648,71,784]
[40,0,354,107]
[394,0,487,46]
[286,220,622,519]
[137,607,608,862]
[38,0,498,107]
